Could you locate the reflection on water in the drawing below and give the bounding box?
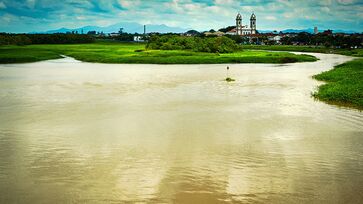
[0,53,362,203]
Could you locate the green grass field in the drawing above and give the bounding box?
[313,58,363,109]
[243,45,363,57]
[0,42,317,64]
[0,47,62,63]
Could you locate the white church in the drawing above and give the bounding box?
[226,13,257,36]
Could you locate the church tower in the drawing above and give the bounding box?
[236,13,242,36]
[250,13,256,34]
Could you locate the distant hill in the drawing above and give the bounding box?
[38,22,188,34]
[32,24,359,35]
[259,28,359,34]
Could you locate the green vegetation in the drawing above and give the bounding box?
[313,58,363,109]
[0,42,317,64]
[243,45,363,57]
[146,35,238,53]
[278,32,362,48]
[0,46,62,63]
[0,33,94,45]
[225,77,236,82]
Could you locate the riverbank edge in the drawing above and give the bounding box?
[312,58,363,110]
[0,43,317,64]
[242,45,363,57]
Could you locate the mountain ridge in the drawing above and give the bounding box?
[33,23,359,34]
[36,22,189,34]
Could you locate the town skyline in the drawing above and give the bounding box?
[0,0,362,33]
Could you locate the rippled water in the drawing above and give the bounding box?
[0,53,362,203]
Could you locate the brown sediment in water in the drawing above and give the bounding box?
[0,53,362,203]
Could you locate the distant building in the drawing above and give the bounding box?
[109,32,120,37]
[322,29,333,35]
[227,13,257,36]
[87,31,97,35]
[268,35,282,43]
[314,27,318,34]
[225,28,237,35]
[134,36,144,42]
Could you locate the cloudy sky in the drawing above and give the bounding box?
[0,0,362,33]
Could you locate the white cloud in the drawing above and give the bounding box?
[76,16,86,20]
[304,15,315,20]
[283,12,294,18]
[321,7,330,12]
[1,13,13,24]
[0,0,363,33]
[214,0,234,5]
[320,0,332,6]
[26,0,35,9]
[265,16,277,20]
[184,3,200,11]
[164,0,184,13]
[241,6,254,12]
[119,0,140,8]
[337,0,356,5]
[0,2,6,9]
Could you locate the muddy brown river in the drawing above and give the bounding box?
[0,53,362,203]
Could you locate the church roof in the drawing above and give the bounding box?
[226,26,248,33]
[236,13,242,20]
[227,28,237,33]
[250,13,256,20]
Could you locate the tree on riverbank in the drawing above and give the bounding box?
[280,32,362,48]
[146,35,239,53]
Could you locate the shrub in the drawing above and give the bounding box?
[280,57,297,63]
[146,35,239,53]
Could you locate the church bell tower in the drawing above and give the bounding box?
[236,13,242,36]
[250,13,256,34]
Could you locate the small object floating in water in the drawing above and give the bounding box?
[225,66,235,82]
[225,77,235,82]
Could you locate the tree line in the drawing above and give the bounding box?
[146,35,239,53]
[184,28,362,48]
[280,32,362,48]
[0,33,95,45]
[223,32,362,48]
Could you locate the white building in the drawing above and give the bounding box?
[314,27,319,34]
[133,36,144,42]
[227,13,257,36]
[109,32,120,37]
[268,35,282,43]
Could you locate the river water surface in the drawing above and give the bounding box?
[0,53,362,203]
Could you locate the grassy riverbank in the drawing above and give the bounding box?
[0,47,62,63]
[243,45,363,57]
[0,42,317,64]
[313,58,363,109]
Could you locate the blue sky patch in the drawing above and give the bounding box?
[0,0,362,33]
